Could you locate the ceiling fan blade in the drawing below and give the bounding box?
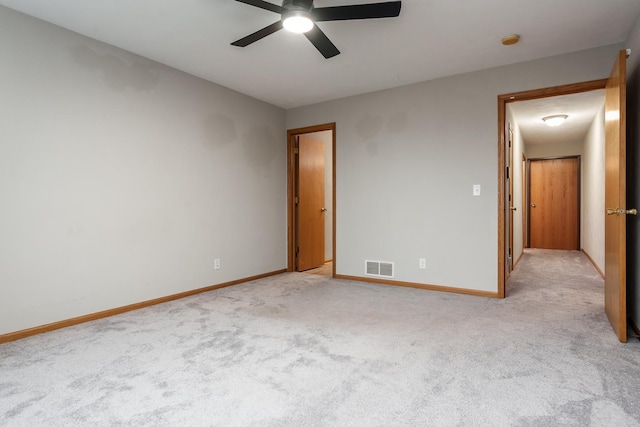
[312,1,401,22]
[304,25,340,59]
[231,21,284,47]
[234,0,283,14]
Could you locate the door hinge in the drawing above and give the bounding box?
[296,246,300,254]
[295,196,299,204]
[294,147,299,154]
[506,166,510,179]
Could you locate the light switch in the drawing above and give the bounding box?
[473,185,481,196]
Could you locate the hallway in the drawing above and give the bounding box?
[506,248,618,336]
[508,248,602,300]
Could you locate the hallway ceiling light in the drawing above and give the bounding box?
[542,115,568,127]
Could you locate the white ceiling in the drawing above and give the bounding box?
[1,0,639,109]
[509,90,605,145]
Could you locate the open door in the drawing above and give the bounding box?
[605,49,634,343]
[296,135,326,271]
[507,123,514,275]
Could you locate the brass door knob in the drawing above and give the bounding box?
[607,208,638,215]
[531,203,536,208]
[320,208,327,212]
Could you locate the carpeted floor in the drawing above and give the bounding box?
[1,249,639,426]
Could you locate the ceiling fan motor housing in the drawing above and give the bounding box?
[282,0,314,12]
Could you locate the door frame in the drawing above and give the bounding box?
[522,154,528,249]
[497,79,607,298]
[527,155,581,250]
[287,122,336,275]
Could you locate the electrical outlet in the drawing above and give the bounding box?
[419,258,426,269]
[214,258,221,270]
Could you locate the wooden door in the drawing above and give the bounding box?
[296,135,325,271]
[507,124,514,273]
[604,50,629,343]
[522,155,528,248]
[529,157,579,250]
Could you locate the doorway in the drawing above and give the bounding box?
[498,50,631,342]
[528,156,580,250]
[287,123,336,276]
[497,79,607,298]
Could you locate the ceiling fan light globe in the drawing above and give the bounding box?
[282,11,314,33]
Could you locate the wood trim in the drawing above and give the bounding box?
[522,154,528,249]
[288,123,336,135]
[498,92,506,298]
[528,155,582,161]
[287,131,296,271]
[0,269,286,344]
[498,79,608,103]
[332,124,336,278]
[497,78,607,299]
[334,274,499,298]
[582,249,605,278]
[573,156,582,251]
[287,122,336,275]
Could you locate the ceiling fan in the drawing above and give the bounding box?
[231,0,402,59]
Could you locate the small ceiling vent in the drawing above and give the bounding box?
[365,260,394,278]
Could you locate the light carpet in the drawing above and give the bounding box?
[1,249,639,426]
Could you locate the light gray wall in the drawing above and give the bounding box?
[304,130,333,262]
[0,7,286,335]
[581,104,606,272]
[625,14,640,327]
[286,45,622,293]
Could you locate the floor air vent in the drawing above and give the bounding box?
[365,260,394,278]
